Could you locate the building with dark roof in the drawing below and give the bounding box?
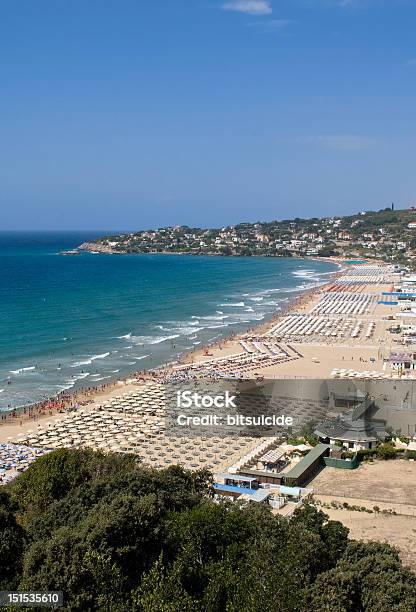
[314,397,388,451]
[282,443,332,486]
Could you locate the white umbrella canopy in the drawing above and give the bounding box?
[48,441,61,449]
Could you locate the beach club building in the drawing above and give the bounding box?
[280,443,332,486]
[234,443,333,488]
[212,472,312,510]
[213,473,271,504]
[314,400,388,451]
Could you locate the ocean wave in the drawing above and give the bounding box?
[276,285,310,294]
[155,325,169,332]
[61,383,75,391]
[156,324,203,335]
[70,352,110,368]
[130,334,179,345]
[181,327,203,335]
[70,372,90,381]
[219,302,245,307]
[0,389,4,393]
[134,355,150,361]
[206,323,230,329]
[10,366,36,375]
[117,332,132,339]
[248,296,264,302]
[296,282,319,290]
[292,269,316,276]
[164,319,201,327]
[193,314,229,321]
[90,375,112,381]
[228,311,265,322]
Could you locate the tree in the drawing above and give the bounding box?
[10,448,138,524]
[133,555,197,612]
[0,490,25,590]
[4,449,416,611]
[308,541,416,612]
[376,443,397,460]
[20,528,126,611]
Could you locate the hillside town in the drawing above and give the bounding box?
[77,206,416,265]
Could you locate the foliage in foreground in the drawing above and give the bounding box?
[0,448,415,611]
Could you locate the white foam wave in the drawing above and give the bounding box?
[197,314,229,321]
[10,366,36,375]
[206,323,229,329]
[70,372,90,381]
[219,302,245,307]
[228,311,265,322]
[293,269,315,276]
[118,332,132,339]
[71,359,95,367]
[130,334,179,345]
[292,269,320,282]
[156,324,202,335]
[166,319,201,327]
[70,352,110,368]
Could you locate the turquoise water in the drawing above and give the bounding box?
[345,260,367,264]
[0,232,338,410]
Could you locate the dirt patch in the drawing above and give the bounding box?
[315,506,416,571]
[308,460,416,570]
[309,459,416,505]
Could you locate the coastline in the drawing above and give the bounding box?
[0,260,343,431]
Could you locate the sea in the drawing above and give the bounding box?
[0,232,339,411]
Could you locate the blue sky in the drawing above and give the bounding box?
[1,0,415,230]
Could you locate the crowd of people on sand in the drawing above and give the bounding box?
[0,279,332,431]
